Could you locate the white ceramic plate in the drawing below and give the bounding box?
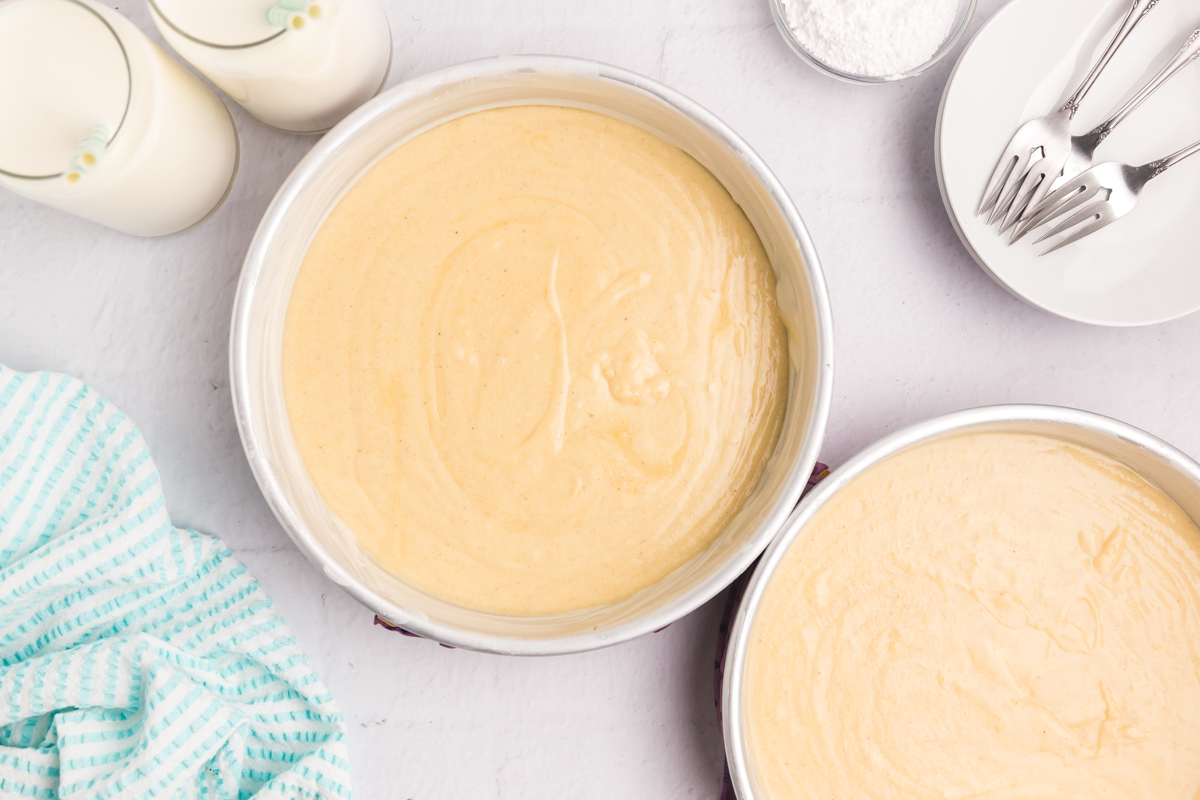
[937,0,1200,326]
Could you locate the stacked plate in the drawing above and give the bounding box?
[937,0,1200,326]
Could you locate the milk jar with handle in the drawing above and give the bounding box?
[146,0,392,134]
[0,0,239,237]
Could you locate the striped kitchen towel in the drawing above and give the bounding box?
[0,366,352,799]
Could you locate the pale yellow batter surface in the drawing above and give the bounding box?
[283,105,788,614]
[746,433,1200,799]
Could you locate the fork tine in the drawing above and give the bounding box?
[988,171,1025,225]
[1008,153,1065,230]
[1000,178,1042,233]
[1010,205,1052,242]
[979,152,1018,216]
[997,146,1039,217]
[1000,157,1049,231]
[1039,211,1119,255]
[999,190,1034,234]
[1017,171,1103,235]
[1021,161,1064,225]
[1033,203,1104,244]
[1009,211,1042,243]
[987,187,1012,224]
[985,146,1037,221]
[1011,181,1097,242]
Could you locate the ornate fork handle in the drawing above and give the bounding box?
[1062,0,1160,116]
[1147,137,1200,179]
[1089,25,1200,144]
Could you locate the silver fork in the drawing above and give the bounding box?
[1019,136,1200,254]
[1007,24,1200,237]
[978,0,1160,221]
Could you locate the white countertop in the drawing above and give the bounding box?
[4,0,1199,796]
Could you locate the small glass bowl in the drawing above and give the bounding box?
[768,0,977,84]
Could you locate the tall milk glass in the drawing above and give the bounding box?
[146,0,392,134]
[0,0,238,237]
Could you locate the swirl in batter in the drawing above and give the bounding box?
[283,106,789,614]
[746,433,1200,799]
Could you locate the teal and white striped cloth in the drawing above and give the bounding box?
[0,366,352,799]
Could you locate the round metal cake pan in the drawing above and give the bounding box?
[230,55,834,655]
[721,403,1200,797]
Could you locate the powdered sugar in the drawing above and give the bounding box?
[781,0,959,78]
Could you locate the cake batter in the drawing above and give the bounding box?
[746,432,1200,799]
[283,105,789,614]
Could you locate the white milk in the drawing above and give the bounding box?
[147,0,391,134]
[0,0,238,237]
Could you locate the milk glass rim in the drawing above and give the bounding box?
[0,0,132,181]
[147,0,297,50]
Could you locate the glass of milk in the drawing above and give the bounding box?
[0,0,239,237]
[146,0,392,134]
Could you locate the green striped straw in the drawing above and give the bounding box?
[266,0,320,29]
[65,125,110,184]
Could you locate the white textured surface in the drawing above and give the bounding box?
[3,0,1199,796]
